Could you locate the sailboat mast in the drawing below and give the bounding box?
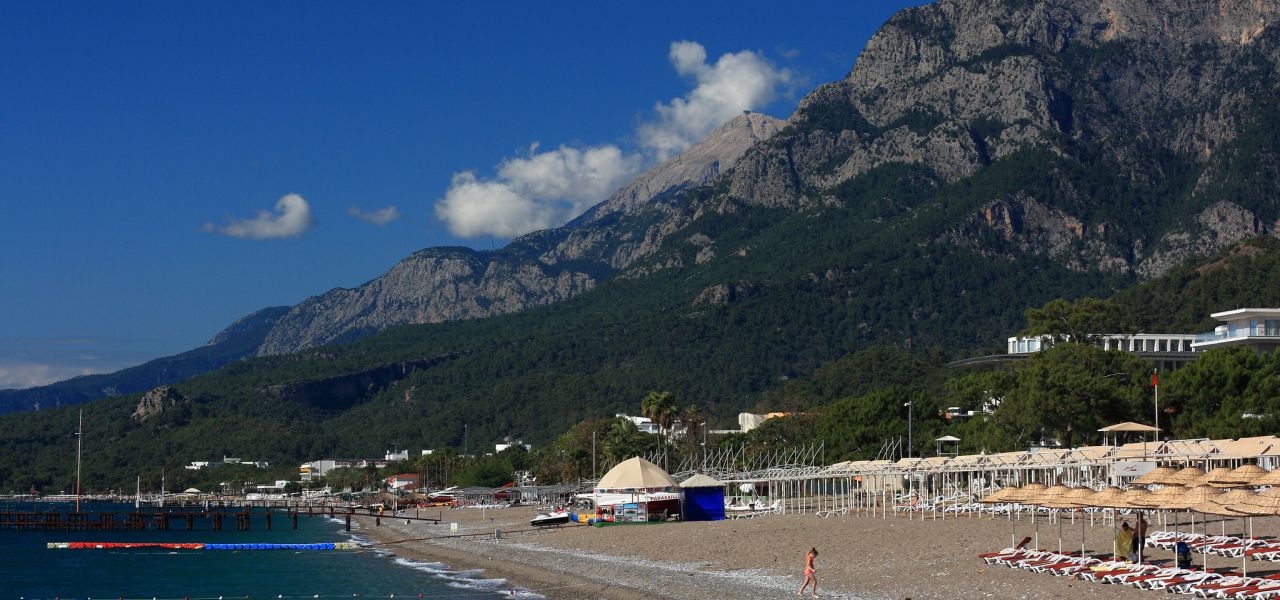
[75,409,83,512]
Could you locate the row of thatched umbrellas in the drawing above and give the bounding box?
[980,464,1280,575]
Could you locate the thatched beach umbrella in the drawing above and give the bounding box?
[979,486,1023,547]
[978,486,1019,504]
[1238,495,1280,515]
[1133,466,1181,486]
[1204,466,1244,488]
[1027,485,1074,552]
[1169,485,1226,509]
[1044,487,1094,555]
[1004,482,1047,503]
[1189,499,1252,573]
[1079,487,1129,558]
[1252,468,1280,487]
[1021,484,1062,550]
[1170,466,1208,486]
[1166,487,1238,572]
[1214,489,1260,574]
[980,485,1037,549]
[1249,487,1280,504]
[1142,486,1187,565]
[1117,489,1155,561]
[1225,464,1268,485]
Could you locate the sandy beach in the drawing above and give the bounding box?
[348,505,1280,599]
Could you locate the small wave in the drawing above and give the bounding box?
[381,542,542,599]
[392,556,450,574]
[445,578,508,590]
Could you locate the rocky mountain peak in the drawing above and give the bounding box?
[572,112,784,226]
[254,112,784,356]
[250,0,1280,357]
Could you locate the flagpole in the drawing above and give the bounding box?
[75,409,82,512]
[1153,369,1160,441]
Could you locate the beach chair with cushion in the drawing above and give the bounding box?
[1023,553,1077,572]
[979,539,1033,564]
[1007,551,1060,569]
[1101,564,1161,585]
[1143,569,1219,591]
[1185,576,1264,597]
[1079,563,1143,583]
[1141,568,1218,591]
[1035,556,1100,576]
[1221,580,1280,599]
[1249,545,1280,562]
[1204,578,1280,599]
[1215,539,1272,558]
[1250,585,1280,600]
[1119,567,1184,587]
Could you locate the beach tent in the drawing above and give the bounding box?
[679,473,725,521]
[594,457,682,522]
[595,457,679,492]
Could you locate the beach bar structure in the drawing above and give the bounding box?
[672,433,1280,521]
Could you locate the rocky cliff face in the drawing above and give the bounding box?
[256,113,785,355]
[726,0,1280,270]
[131,385,186,422]
[260,0,1280,356]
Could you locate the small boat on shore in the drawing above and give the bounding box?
[530,510,571,526]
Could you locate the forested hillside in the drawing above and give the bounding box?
[5,0,1280,492]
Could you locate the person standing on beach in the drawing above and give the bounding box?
[1116,522,1135,562]
[798,547,819,597]
[1134,512,1149,559]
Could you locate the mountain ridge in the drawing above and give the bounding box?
[0,306,289,415]
[254,112,787,355]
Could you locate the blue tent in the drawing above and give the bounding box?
[680,473,725,521]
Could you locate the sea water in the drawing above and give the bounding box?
[0,503,537,600]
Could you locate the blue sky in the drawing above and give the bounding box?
[0,1,921,388]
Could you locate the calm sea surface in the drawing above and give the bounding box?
[0,502,534,600]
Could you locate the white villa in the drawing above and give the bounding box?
[1191,308,1280,352]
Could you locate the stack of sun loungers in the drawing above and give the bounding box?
[1146,530,1280,560]
[978,543,1280,598]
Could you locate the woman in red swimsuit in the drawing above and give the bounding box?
[798,547,819,597]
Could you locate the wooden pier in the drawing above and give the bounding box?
[0,503,442,533]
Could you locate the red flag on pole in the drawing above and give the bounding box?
[1152,369,1158,387]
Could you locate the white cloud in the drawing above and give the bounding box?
[0,362,101,389]
[638,41,792,160]
[436,144,641,238]
[0,337,157,390]
[434,40,789,239]
[348,204,401,226]
[203,193,314,239]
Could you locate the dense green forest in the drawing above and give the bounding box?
[5,146,1280,493]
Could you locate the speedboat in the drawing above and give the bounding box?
[530,510,571,526]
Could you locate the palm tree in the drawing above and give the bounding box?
[641,391,677,468]
[603,418,641,466]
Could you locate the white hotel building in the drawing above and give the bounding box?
[955,308,1280,371]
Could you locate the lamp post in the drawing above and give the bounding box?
[903,400,913,459]
[701,420,707,472]
[591,430,597,479]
